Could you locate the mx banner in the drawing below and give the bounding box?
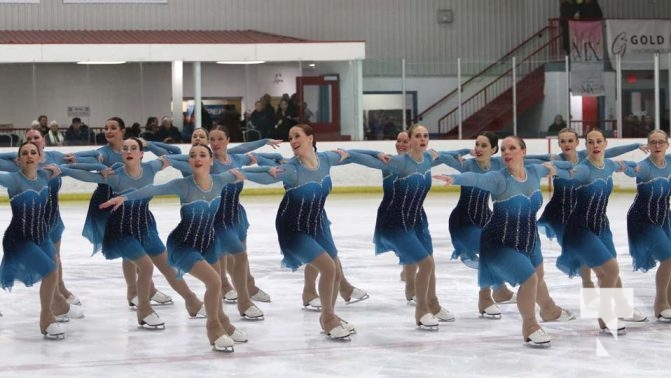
[570,20,605,96]
[606,19,671,69]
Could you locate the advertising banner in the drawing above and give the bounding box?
[570,20,605,96]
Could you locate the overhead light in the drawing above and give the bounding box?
[308,63,316,67]
[216,60,265,65]
[77,61,127,65]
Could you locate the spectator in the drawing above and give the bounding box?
[125,122,142,138]
[37,115,49,136]
[155,116,182,143]
[576,0,603,20]
[246,100,276,139]
[46,120,66,146]
[217,108,243,143]
[65,117,93,145]
[548,114,568,135]
[272,99,298,140]
[140,116,160,141]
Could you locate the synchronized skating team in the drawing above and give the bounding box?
[0,118,668,351]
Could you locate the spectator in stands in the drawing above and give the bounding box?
[46,121,66,146]
[65,117,93,145]
[576,0,603,20]
[272,99,298,140]
[125,122,142,138]
[246,100,276,139]
[155,116,182,143]
[548,114,568,135]
[37,115,49,136]
[140,116,160,141]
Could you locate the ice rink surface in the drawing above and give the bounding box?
[0,192,669,377]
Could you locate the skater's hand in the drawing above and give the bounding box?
[432,174,454,186]
[335,149,350,162]
[266,139,283,149]
[543,162,557,177]
[246,153,258,166]
[99,196,126,211]
[268,166,284,179]
[228,169,245,183]
[376,152,392,163]
[42,164,61,179]
[639,144,650,154]
[63,153,77,163]
[100,167,116,180]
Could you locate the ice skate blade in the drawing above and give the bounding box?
[250,289,271,303]
[525,329,551,347]
[188,304,207,319]
[479,303,502,318]
[656,309,671,321]
[600,325,626,336]
[223,290,238,304]
[542,309,575,322]
[302,297,322,311]
[323,325,352,341]
[229,329,248,343]
[416,313,439,330]
[42,323,66,340]
[212,334,235,352]
[139,312,165,330]
[620,308,647,322]
[434,307,455,322]
[344,288,369,304]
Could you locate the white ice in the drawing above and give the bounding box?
[0,193,670,377]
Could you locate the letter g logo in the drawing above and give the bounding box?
[611,32,628,55]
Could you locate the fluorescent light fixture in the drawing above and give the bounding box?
[308,63,316,67]
[216,60,265,65]
[77,61,127,65]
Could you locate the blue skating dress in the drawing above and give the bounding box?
[60,160,166,259]
[167,139,275,255]
[244,151,349,270]
[75,142,181,253]
[348,150,462,265]
[449,158,504,268]
[538,144,640,243]
[557,159,627,277]
[119,173,237,277]
[0,170,57,289]
[625,156,671,272]
[451,164,565,288]
[0,151,70,243]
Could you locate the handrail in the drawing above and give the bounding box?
[437,31,561,135]
[415,23,559,123]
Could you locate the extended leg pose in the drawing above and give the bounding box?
[435,136,574,346]
[164,126,281,318]
[101,144,246,352]
[0,142,68,338]
[347,125,461,328]
[243,124,358,340]
[538,127,647,321]
[0,129,84,322]
[58,137,204,327]
[66,117,181,308]
[556,128,640,334]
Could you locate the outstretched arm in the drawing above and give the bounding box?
[229,139,282,154]
[146,141,182,156]
[433,170,505,195]
[605,143,647,158]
